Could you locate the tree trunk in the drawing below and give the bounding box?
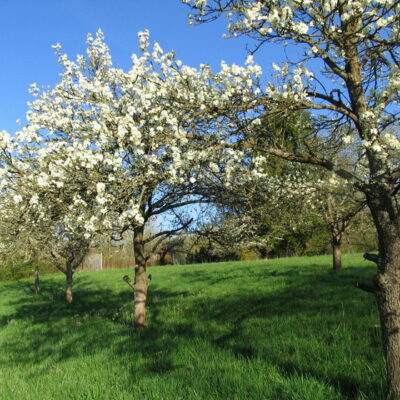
[332,234,342,273]
[65,265,73,304]
[374,267,400,399]
[133,225,148,328]
[34,266,40,294]
[367,192,400,398]
[259,247,269,260]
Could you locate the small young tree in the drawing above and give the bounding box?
[0,192,43,291]
[317,176,366,272]
[49,227,91,303]
[0,128,93,301]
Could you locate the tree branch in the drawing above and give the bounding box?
[143,218,194,246]
[364,252,379,264]
[151,199,212,217]
[72,251,88,272]
[123,275,135,290]
[305,91,357,121]
[298,37,349,81]
[354,281,376,294]
[263,147,360,183]
[50,250,66,274]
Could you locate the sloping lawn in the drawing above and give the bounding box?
[0,254,385,399]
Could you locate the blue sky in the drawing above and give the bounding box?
[0,0,286,134]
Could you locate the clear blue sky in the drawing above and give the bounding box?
[0,0,285,133]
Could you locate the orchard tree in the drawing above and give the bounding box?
[48,228,91,303]
[316,173,366,272]
[203,159,322,258]
[0,187,43,292]
[257,113,367,270]
[0,133,47,292]
[180,0,400,395]
[3,31,261,327]
[0,138,92,302]
[0,205,44,293]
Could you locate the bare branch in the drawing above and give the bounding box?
[305,91,357,122]
[143,218,194,246]
[151,199,212,217]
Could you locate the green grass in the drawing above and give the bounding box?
[0,254,387,400]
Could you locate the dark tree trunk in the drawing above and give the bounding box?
[375,267,400,399]
[259,247,269,260]
[133,225,148,328]
[332,233,342,273]
[65,265,74,304]
[366,191,400,398]
[34,266,40,294]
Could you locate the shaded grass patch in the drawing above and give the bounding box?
[0,254,386,399]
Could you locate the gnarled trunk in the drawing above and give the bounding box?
[374,266,400,399]
[366,192,400,398]
[65,265,74,304]
[133,225,148,328]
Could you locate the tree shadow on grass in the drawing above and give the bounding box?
[0,274,191,380]
[205,267,381,400]
[151,263,381,399]
[0,263,383,399]
[1,276,127,325]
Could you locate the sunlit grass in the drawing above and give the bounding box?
[0,254,386,399]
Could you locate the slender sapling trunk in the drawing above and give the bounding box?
[34,266,40,294]
[65,264,74,304]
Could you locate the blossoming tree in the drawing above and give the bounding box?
[4,30,264,327]
[0,133,93,302]
[181,0,400,395]
[202,157,322,257]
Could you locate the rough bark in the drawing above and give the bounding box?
[65,265,73,304]
[367,191,400,398]
[374,268,400,399]
[133,225,148,328]
[340,17,400,395]
[332,234,342,273]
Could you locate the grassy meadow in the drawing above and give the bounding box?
[0,254,387,400]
